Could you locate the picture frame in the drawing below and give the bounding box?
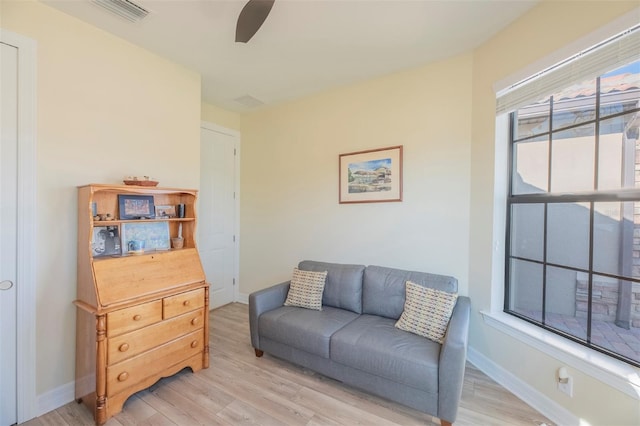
[91,226,121,257]
[339,145,403,204]
[118,194,155,220]
[155,205,176,218]
[121,221,170,254]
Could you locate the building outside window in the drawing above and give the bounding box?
[503,28,640,367]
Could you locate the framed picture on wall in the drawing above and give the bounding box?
[339,145,403,204]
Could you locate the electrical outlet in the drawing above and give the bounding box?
[558,375,573,397]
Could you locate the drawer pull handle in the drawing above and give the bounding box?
[117,372,129,382]
[118,343,129,352]
[190,340,198,348]
[191,318,199,325]
[183,300,190,306]
[133,314,142,321]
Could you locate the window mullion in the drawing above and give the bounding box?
[542,97,554,325]
[587,203,595,344]
[548,95,554,194]
[594,77,601,191]
[586,78,602,344]
[542,204,548,326]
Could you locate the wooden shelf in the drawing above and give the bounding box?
[92,217,195,226]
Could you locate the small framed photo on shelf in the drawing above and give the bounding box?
[155,205,176,218]
[92,226,121,257]
[118,194,155,220]
[121,221,170,254]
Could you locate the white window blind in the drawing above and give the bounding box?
[496,24,640,114]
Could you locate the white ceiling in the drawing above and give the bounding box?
[42,0,539,112]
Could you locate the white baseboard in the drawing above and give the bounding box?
[37,380,75,417]
[467,346,579,426]
[236,292,249,304]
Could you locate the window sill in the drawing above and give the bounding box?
[480,310,640,400]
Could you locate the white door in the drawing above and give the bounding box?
[0,41,19,426]
[199,124,238,309]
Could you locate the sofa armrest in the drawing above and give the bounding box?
[248,281,290,350]
[437,296,471,423]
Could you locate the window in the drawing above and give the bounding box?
[504,33,640,367]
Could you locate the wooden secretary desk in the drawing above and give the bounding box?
[74,184,209,425]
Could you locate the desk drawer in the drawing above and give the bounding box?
[106,329,203,396]
[108,309,204,365]
[163,288,204,319]
[107,300,162,337]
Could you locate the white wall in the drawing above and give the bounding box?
[239,54,473,296]
[3,0,201,399]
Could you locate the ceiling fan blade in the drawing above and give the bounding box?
[236,0,275,43]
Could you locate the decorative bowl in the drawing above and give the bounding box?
[123,176,159,187]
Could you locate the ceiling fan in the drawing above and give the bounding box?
[236,0,276,43]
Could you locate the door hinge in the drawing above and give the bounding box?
[233,235,236,242]
[233,278,236,286]
[234,148,237,156]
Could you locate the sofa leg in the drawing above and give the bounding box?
[440,420,453,426]
[254,348,264,357]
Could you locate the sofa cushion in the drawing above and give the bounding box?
[331,314,440,394]
[258,306,359,358]
[298,260,365,314]
[284,268,327,310]
[395,281,458,344]
[362,265,458,319]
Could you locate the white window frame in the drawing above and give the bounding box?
[481,9,640,400]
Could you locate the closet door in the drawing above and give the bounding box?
[199,124,239,309]
[0,40,19,426]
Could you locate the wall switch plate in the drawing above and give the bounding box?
[558,376,573,397]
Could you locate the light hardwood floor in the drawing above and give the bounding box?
[24,303,554,426]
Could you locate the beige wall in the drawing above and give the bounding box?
[239,54,472,296]
[469,1,640,425]
[3,0,201,395]
[201,102,241,131]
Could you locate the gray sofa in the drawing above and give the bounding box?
[249,260,471,426]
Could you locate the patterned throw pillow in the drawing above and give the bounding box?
[284,268,328,311]
[395,280,458,344]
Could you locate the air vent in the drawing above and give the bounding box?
[92,0,150,22]
[234,95,265,108]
